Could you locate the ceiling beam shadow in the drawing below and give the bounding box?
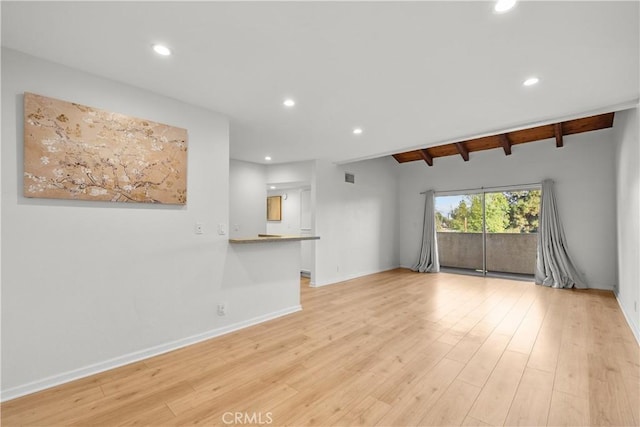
[555,123,564,147]
[419,149,433,166]
[454,142,469,161]
[499,134,512,155]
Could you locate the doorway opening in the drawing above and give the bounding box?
[265,184,314,281]
[435,186,541,279]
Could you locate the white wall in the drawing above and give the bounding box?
[229,159,267,239]
[314,157,400,286]
[398,129,618,290]
[1,49,299,400]
[267,160,314,187]
[613,107,640,343]
[267,189,302,235]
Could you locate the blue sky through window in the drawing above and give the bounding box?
[435,195,466,217]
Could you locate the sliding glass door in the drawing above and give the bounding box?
[435,187,540,278]
[435,192,485,274]
[485,190,540,278]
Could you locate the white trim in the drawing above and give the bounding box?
[588,284,615,291]
[616,294,640,346]
[0,305,302,402]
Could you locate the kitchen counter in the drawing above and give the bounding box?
[229,234,320,244]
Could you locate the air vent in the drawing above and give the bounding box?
[345,173,355,184]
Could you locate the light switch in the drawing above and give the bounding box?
[217,223,227,235]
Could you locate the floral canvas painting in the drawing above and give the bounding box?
[23,92,188,204]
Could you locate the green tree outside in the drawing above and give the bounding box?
[437,190,540,233]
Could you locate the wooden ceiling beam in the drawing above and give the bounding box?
[554,123,563,147]
[499,134,512,155]
[419,149,433,166]
[391,112,614,164]
[454,142,469,161]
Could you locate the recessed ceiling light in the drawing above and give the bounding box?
[494,0,517,13]
[152,44,172,56]
[270,186,276,190]
[265,156,272,161]
[283,99,295,108]
[523,77,539,86]
[353,128,363,135]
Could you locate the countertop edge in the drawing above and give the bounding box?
[229,235,320,244]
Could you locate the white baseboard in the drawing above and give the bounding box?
[311,265,400,288]
[1,305,302,402]
[615,294,640,346]
[589,285,615,291]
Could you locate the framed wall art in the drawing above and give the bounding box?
[23,92,188,204]
[267,195,282,221]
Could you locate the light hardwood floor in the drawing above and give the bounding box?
[2,269,639,426]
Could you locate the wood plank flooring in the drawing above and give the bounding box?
[2,269,638,426]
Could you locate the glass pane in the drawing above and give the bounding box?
[435,194,484,274]
[485,190,540,277]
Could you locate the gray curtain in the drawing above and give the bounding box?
[535,179,586,289]
[413,190,440,273]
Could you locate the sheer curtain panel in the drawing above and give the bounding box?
[535,179,587,288]
[413,190,440,273]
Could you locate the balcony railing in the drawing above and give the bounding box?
[437,232,537,275]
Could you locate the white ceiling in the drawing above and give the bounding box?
[2,1,638,165]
